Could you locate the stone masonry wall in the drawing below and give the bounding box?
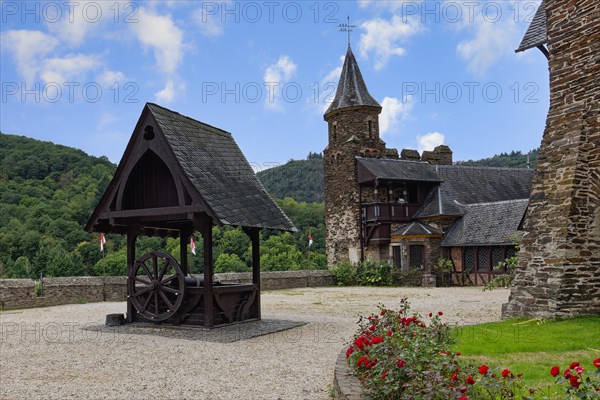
[503,0,600,318]
[0,270,335,310]
[324,107,385,265]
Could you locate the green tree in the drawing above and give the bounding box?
[215,253,249,273]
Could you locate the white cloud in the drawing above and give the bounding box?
[130,8,183,75]
[98,111,118,130]
[40,54,102,84]
[380,96,413,136]
[359,16,423,70]
[263,55,297,111]
[317,54,345,113]
[1,30,58,83]
[457,19,519,75]
[451,1,523,75]
[192,5,227,37]
[155,80,176,103]
[417,132,445,152]
[98,70,126,87]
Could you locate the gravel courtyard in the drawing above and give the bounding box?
[0,287,509,400]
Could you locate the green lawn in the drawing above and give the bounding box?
[454,317,600,397]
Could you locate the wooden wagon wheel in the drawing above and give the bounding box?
[127,251,185,321]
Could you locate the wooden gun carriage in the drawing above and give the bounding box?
[86,103,296,328]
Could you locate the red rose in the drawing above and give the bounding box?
[429,312,433,317]
[569,375,580,388]
[369,325,376,331]
[438,311,443,316]
[381,372,387,380]
[371,336,384,344]
[346,346,354,358]
[465,376,475,385]
[570,361,580,369]
[451,374,458,381]
[564,368,572,378]
[502,369,510,378]
[459,397,468,400]
[460,387,467,393]
[397,359,405,368]
[478,365,489,375]
[456,352,461,356]
[387,331,392,337]
[380,310,386,316]
[356,356,369,367]
[593,358,600,368]
[550,366,560,377]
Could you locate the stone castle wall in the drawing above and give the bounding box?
[503,0,600,318]
[0,270,335,311]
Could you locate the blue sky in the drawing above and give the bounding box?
[1,0,548,171]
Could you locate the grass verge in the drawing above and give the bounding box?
[454,317,600,396]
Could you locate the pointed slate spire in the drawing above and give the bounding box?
[325,46,381,117]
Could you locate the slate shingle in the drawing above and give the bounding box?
[356,157,442,183]
[325,47,381,116]
[441,199,529,246]
[147,103,296,232]
[516,0,547,52]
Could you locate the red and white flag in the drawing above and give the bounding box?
[190,237,197,255]
[100,233,106,252]
[308,234,313,248]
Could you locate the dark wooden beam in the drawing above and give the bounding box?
[180,228,191,276]
[100,205,206,219]
[244,227,261,321]
[201,221,214,328]
[126,226,140,323]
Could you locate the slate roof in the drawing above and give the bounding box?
[516,0,547,52]
[147,103,296,231]
[414,166,535,218]
[441,199,529,246]
[392,222,443,237]
[356,157,442,183]
[325,46,381,116]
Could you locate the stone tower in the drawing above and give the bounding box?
[503,0,600,318]
[323,46,386,265]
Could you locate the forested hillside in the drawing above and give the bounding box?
[456,149,538,169]
[0,133,325,278]
[256,152,324,203]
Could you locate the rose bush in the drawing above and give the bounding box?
[345,300,600,399]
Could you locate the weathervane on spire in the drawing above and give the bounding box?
[338,16,356,48]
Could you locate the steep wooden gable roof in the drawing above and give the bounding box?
[86,103,296,234]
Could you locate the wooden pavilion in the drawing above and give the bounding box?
[86,103,296,328]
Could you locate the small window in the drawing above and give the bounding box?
[464,247,475,273]
[392,246,402,268]
[332,124,338,142]
[491,247,503,272]
[477,247,490,272]
[409,245,425,269]
[368,120,373,139]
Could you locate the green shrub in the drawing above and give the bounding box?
[330,261,357,286]
[357,261,393,286]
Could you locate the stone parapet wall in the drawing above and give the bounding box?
[0,270,335,310]
[333,350,370,400]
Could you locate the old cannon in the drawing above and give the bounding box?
[86,103,295,328]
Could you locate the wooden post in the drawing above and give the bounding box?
[179,228,190,276]
[201,222,214,328]
[126,227,139,323]
[248,228,261,320]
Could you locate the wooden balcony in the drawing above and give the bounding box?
[361,202,421,223]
